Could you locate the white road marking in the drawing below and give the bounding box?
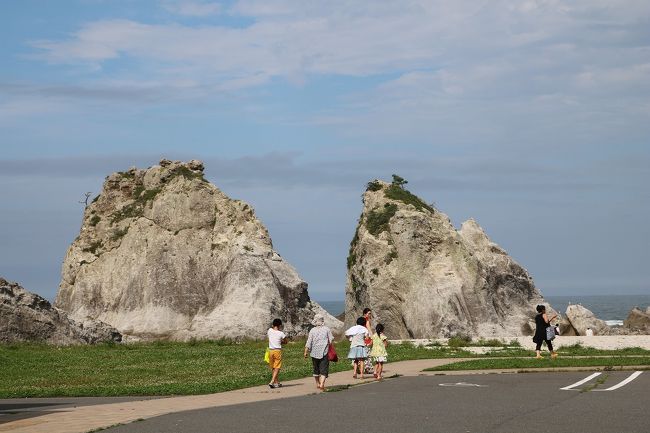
[560,372,602,390]
[439,382,487,387]
[595,371,643,391]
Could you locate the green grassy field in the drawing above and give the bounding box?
[2,340,649,398]
[424,356,650,371]
[0,339,472,398]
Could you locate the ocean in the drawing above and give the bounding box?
[317,295,650,326]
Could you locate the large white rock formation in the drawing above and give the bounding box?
[55,159,340,341]
[564,304,611,336]
[1,278,121,344]
[344,178,548,339]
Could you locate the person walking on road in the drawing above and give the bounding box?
[346,317,370,379]
[369,323,388,379]
[363,308,373,334]
[533,305,558,359]
[362,308,374,374]
[267,318,287,388]
[304,314,334,391]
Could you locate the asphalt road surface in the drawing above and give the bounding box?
[102,371,648,433]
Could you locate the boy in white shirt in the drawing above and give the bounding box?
[267,318,287,389]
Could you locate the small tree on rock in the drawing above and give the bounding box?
[79,192,92,207]
[391,174,408,189]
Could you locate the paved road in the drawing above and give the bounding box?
[104,371,648,433]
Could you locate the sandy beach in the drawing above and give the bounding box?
[393,335,650,351]
[513,335,650,350]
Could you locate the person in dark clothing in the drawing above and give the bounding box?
[533,305,558,359]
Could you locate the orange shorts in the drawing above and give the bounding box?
[268,349,282,369]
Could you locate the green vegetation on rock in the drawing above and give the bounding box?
[346,225,360,269]
[366,203,398,236]
[111,187,162,224]
[385,249,398,264]
[89,215,101,226]
[366,180,383,192]
[110,227,129,242]
[82,240,103,254]
[172,165,208,182]
[384,184,434,213]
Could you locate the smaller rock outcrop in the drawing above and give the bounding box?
[0,278,121,344]
[565,304,610,336]
[623,307,650,334]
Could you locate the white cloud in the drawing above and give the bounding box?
[162,1,221,17]
[28,1,650,85]
[17,0,650,144]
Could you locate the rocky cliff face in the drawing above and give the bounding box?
[1,278,121,344]
[344,178,547,339]
[55,159,340,341]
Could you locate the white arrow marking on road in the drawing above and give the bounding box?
[560,372,602,390]
[439,382,487,387]
[595,371,643,391]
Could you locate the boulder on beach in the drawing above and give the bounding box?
[0,277,121,344]
[558,317,578,336]
[344,177,548,339]
[623,307,650,333]
[55,159,341,341]
[564,304,610,336]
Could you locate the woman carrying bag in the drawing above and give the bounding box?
[304,314,335,391]
[533,305,558,359]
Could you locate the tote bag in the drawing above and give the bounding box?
[327,338,338,362]
[546,326,556,341]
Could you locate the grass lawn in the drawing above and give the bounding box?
[424,356,650,372]
[0,339,472,398]
[3,340,649,398]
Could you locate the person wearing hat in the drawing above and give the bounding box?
[304,314,334,391]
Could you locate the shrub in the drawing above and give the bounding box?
[366,180,383,192]
[384,184,434,213]
[475,338,504,347]
[89,215,101,226]
[347,253,357,269]
[172,166,207,182]
[82,240,103,255]
[447,333,472,347]
[347,226,360,269]
[366,204,397,236]
[111,187,162,223]
[111,227,129,242]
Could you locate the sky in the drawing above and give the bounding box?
[1,0,649,303]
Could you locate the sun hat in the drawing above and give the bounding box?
[311,314,325,326]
